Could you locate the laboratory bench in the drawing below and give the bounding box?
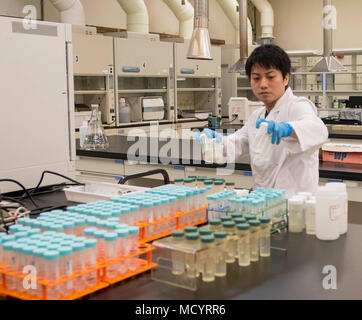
[1,190,362,300]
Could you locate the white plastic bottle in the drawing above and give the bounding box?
[250,122,273,161]
[315,186,340,240]
[326,182,348,235]
[79,121,89,149]
[118,98,131,123]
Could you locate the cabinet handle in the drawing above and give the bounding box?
[180,68,195,75]
[122,66,140,73]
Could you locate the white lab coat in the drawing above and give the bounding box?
[223,87,329,198]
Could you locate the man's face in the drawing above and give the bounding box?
[250,64,289,109]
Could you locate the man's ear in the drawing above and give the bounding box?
[284,73,290,86]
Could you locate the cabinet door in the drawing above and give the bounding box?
[115,38,173,76]
[176,41,221,78]
[73,33,113,75]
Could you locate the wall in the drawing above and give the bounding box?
[269,0,362,51]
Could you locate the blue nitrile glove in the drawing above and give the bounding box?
[195,128,222,143]
[256,119,293,145]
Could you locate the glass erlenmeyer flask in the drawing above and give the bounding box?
[83,104,109,150]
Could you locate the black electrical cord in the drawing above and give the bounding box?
[0,181,37,207]
[28,171,84,196]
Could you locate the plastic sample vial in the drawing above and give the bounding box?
[244,214,255,222]
[72,242,86,293]
[104,232,119,279]
[44,250,61,300]
[199,235,216,282]
[171,230,185,276]
[203,180,214,194]
[128,226,139,252]
[250,122,273,161]
[93,230,107,263]
[59,246,73,298]
[208,218,222,232]
[231,212,243,221]
[259,217,271,257]
[84,239,98,288]
[33,248,47,298]
[249,220,261,262]
[184,232,200,279]
[174,178,184,186]
[196,176,206,188]
[236,223,251,267]
[305,199,316,235]
[223,221,237,263]
[214,231,227,277]
[213,180,224,194]
[221,215,232,225]
[288,197,305,232]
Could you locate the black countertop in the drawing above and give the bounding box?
[76,135,362,182]
[2,191,361,300]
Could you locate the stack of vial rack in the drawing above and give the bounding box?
[0,211,155,300]
[151,216,272,291]
[111,184,208,242]
[207,188,288,233]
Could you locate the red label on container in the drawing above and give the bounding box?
[329,204,340,221]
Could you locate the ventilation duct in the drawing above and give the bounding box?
[117,0,149,34]
[49,0,85,25]
[311,0,345,72]
[250,0,274,44]
[229,0,248,73]
[163,0,194,39]
[187,0,212,60]
[216,0,252,45]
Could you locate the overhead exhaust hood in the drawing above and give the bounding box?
[187,0,212,60]
[229,0,248,73]
[311,0,346,72]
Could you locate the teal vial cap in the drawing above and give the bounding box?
[171,230,184,238]
[186,232,199,240]
[249,219,261,227]
[214,231,227,239]
[209,218,221,226]
[237,223,250,231]
[201,235,215,243]
[199,228,212,236]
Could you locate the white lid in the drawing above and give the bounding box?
[316,186,334,196]
[325,182,346,192]
[288,197,303,205]
[82,121,88,127]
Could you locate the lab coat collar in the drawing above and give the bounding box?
[267,87,293,116]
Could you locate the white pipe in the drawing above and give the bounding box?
[163,0,194,39]
[216,0,253,45]
[250,0,274,39]
[49,0,85,25]
[117,0,149,34]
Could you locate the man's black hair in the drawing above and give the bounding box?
[245,44,291,80]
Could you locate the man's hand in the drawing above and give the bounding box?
[256,119,294,145]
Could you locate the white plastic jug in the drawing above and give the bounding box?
[250,122,273,161]
[326,182,348,235]
[315,186,340,240]
[118,98,131,123]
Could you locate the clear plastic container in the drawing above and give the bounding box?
[223,221,237,263]
[259,217,271,257]
[115,228,129,275]
[199,235,216,282]
[59,246,73,297]
[225,182,235,191]
[184,233,200,279]
[288,197,305,232]
[213,139,224,164]
[249,220,261,262]
[128,226,139,252]
[84,239,98,288]
[305,199,316,235]
[236,223,250,267]
[200,134,214,163]
[93,230,107,263]
[118,98,131,123]
[174,178,184,186]
[71,242,86,293]
[44,250,60,300]
[250,122,273,161]
[33,248,47,298]
[214,231,227,277]
[104,233,119,279]
[171,230,185,276]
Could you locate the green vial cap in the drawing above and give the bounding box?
[199,228,212,236]
[260,217,271,224]
[245,214,255,221]
[249,219,261,227]
[184,226,198,233]
[226,182,235,186]
[201,235,215,243]
[214,181,223,186]
[203,180,213,185]
[220,215,232,222]
[234,217,247,224]
[209,218,221,226]
[186,232,199,240]
[174,178,183,183]
[231,212,243,219]
[237,223,250,231]
[223,221,236,228]
[214,231,227,239]
[172,230,184,238]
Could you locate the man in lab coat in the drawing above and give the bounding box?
[196,44,329,197]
